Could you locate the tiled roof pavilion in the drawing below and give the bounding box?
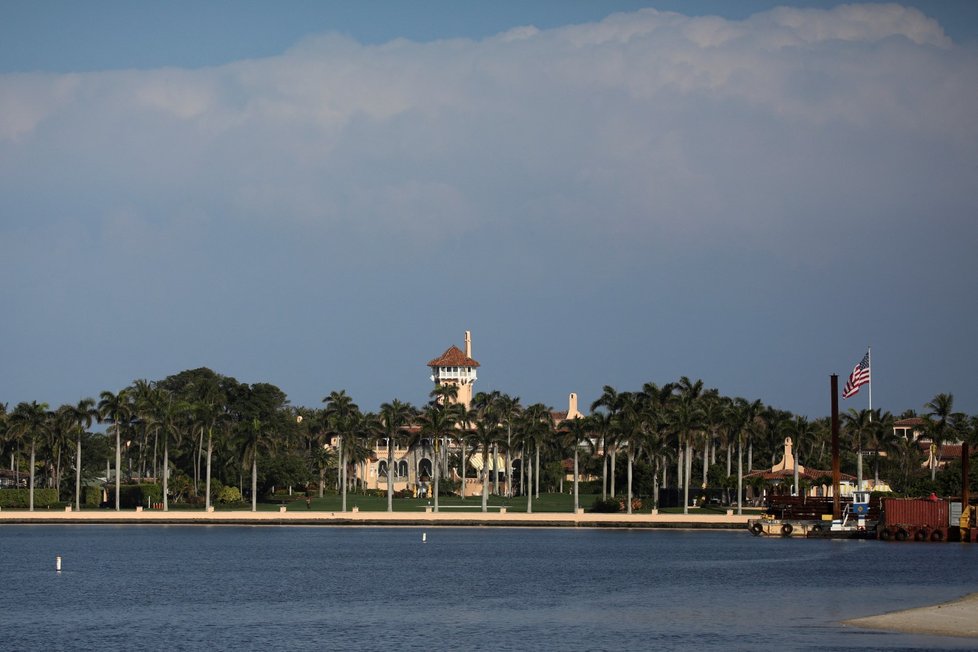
[427,345,479,368]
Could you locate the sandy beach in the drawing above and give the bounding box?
[0,507,750,529]
[845,593,978,638]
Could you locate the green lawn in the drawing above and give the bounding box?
[271,492,603,513]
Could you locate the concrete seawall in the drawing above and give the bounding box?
[0,509,752,529]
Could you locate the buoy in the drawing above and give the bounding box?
[56,556,62,572]
[422,532,427,543]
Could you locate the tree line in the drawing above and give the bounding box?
[2,367,975,512]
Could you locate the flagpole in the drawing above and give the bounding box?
[868,346,872,415]
[866,346,872,493]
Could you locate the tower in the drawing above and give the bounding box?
[427,330,479,408]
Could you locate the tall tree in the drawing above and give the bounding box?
[924,393,962,481]
[379,400,415,512]
[323,390,358,512]
[98,389,132,511]
[8,401,50,511]
[417,394,458,513]
[560,415,590,513]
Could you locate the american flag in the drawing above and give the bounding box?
[842,351,871,399]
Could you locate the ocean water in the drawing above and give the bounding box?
[2,525,977,651]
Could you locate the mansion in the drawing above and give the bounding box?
[342,331,583,497]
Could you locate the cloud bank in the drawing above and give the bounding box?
[1,4,976,415]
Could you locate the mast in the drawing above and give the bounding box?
[831,374,841,520]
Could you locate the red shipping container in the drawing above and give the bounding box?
[882,498,949,528]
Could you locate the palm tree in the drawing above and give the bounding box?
[669,396,704,515]
[8,401,50,511]
[497,393,521,497]
[469,401,501,512]
[518,403,554,514]
[560,415,590,513]
[591,386,623,498]
[842,408,874,489]
[924,393,962,481]
[417,397,458,513]
[63,398,97,510]
[865,409,895,487]
[729,398,763,515]
[379,399,415,512]
[323,390,359,512]
[98,389,132,511]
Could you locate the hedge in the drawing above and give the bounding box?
[83,486,102,506]
[0,488,60,508]
[118,483,163,508]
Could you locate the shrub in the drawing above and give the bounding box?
[590,498,621,513]
[83,486,102,506]
[217,486,242,504]
[119,484,163,508]
[0,488,60,508]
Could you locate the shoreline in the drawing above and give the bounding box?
[844,593,978,639]
[0,509,750,529]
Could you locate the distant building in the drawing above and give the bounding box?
[340,330,582,498]
[744,437,869,500]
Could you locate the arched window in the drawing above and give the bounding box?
[418,458,432,480]
[398,460,409,477]
[378,460,388,477]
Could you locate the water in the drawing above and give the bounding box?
[2,526,978,651]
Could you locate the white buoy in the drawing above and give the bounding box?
[422,532,427,543]
[56,556,62,572]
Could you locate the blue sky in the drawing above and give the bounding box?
[2,1,977,418]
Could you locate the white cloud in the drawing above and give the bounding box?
[0,3,974,255]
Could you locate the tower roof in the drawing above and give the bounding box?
[427,345,479,368]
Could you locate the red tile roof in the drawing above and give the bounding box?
[916,441,963,460]
[744,468,856,481]
[427,345,479,368]
[895,417,926,427]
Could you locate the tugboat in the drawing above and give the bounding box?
[747,491,878,538]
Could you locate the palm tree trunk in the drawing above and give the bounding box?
[683,436,692,515]
[194,426,203,496]
[251,454,257,512]
[163,440,169,511]
[115,426,121,511]
[482,448,489,512]
[535,443,540,499]
[602,440,608,500]
[152,429,159,481]
[627,448,633,514]
[506,428,512,497]
[205,429,213,511]
[653,457,660,509]
[610,447,616,498]
[387,442,394,512]
[492,443,499,494]
[748,439,753,473]
[29,439,36,512]
[726,445,732,477]
[737,437,743,516]
[75,434,82,511]
[340,436,347,512]
[433,442,440,513]
[527,456,533,514]
[702,439,709,487]
[677,446,683,490]
[573,446,579,513]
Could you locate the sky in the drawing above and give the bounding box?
[2,1,977,418]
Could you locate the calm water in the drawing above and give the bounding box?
[2,526,978,651]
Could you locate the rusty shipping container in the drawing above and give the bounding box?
[882,498,949,528]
